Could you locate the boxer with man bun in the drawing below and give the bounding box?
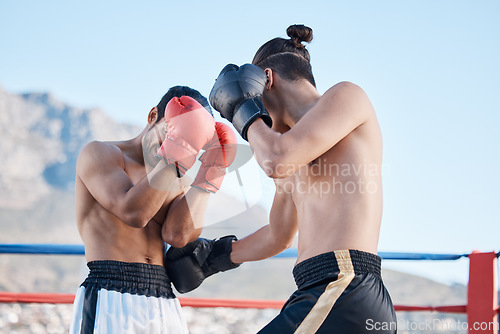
[208,24,396,333]
[69,86,237,333]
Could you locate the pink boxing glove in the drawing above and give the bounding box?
[157,96,215,176]
[192,122,238,193]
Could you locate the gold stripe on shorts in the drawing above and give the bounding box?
[294,250,355,334]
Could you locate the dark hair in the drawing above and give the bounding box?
[156,86,212,122]
[252,24,315,87]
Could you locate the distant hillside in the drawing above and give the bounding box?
[0,87,140,208]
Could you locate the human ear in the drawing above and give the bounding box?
[264,68,273,90]
[148,107,159,125]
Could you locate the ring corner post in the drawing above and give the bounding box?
[467,251,498,334]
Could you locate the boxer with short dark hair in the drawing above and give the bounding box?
[208,24,397,333]
[156,85,213,122]
[69,86,237,333]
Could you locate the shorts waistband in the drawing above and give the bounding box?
[292,250,381,290]
[82,260,174,298]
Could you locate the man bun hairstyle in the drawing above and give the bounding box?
[287,24,313,50]
[252,24,315,87]
[156,86,213,123]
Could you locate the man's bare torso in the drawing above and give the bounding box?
[277,96,383,264]
[75,140,182,265]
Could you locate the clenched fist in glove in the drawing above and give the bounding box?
[157,96,215,175]
[164,236,241,293]
[191,122,237,193]
[209,64,272,141]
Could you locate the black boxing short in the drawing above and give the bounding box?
[258,249,397,334]
[69,260,188,334]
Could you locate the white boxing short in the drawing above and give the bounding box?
[69,260,188,334]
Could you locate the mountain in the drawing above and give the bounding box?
[0,87,140,209]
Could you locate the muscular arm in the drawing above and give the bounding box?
[230,180,298,263]
[247,82,374,178]
[162,186,210,247]
[77,141,181,228]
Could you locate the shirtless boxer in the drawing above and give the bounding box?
[69,86,238,333]
[207,25,397,333]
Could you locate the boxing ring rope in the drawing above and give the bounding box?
[0,244,498,333]
[0,244,469,260]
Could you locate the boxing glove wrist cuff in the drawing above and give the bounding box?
[233,98,273,141]
[204,235,241,274]
[155,159,184,178]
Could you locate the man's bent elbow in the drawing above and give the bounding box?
[260,147,286,178]
[262,156,294,179]
[260,138,296,179]
[281,239,294,252]
[162,229,200,248]
[273,236,294,255]
[164,235,190,248]
[262,158,279,178]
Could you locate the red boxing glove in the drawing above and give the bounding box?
[157,96,215,176]
[192,122,237,193]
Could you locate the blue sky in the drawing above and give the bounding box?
[1,1,499,284]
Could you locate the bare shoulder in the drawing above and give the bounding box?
[76,141,125,177]
[78,141,124,163]
[321,81,375,118]
[323,81,370,103]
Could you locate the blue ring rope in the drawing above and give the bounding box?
[0,244,85,255]
[0,244,468,260]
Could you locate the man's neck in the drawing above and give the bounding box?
[120,129,147,165]
[273,80,321,128]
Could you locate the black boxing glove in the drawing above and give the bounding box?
[164,235,241,293]
[209,63,273,141]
